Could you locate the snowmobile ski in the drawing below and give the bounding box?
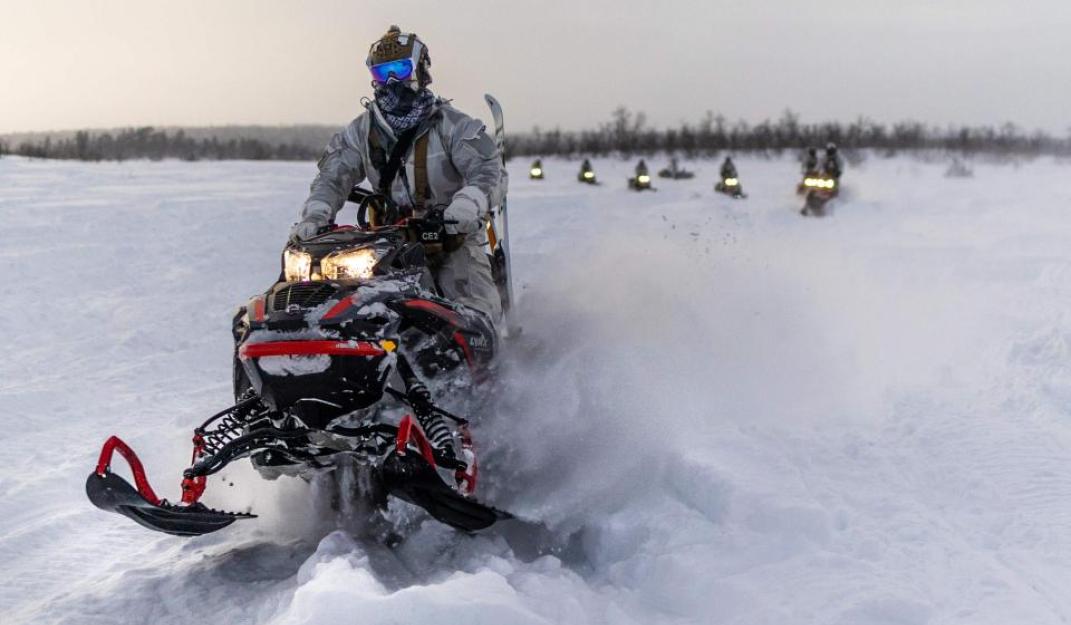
[381,450,511,532]
[86,435,253,536]
[484,93,520,336]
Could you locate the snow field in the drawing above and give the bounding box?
[2,153,1071,624]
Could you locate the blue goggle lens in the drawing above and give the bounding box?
[370,58,414,84]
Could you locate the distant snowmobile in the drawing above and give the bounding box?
[799,144,843,216]
[714,157,746,198]
[945,158,973,178]
[529,159,545,180]
[658,157,695,180]
[577,158,597,184]
[799,174,839,216]
[628,159,654,191]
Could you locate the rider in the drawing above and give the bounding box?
[821,143,843,180]
[720,156,738,180]
[802,147,819,175]
[635,159,649,177]
[290,26,507,323]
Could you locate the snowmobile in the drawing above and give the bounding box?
[799,174,839,217]
[945,158,973,178]
[529,159,544,180]
[628,160,654,191]
[657,158,695,180]
[715,176,747,199]
[86,187,514,537]
[577,160,597,184]
[628,172,653,191]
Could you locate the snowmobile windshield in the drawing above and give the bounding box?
[370,58,414,84]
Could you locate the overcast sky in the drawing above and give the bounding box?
[3,0,1070,134]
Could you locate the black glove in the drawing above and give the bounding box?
[414,209,447,246]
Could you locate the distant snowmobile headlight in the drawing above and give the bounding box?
[321,247,379,281]
[530,168,543,176]
[283,249,312,282]
[583,171,594,179]
[637,174,651,184]
[725,177,739,186]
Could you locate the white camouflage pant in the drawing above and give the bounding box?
[435,240,502,323]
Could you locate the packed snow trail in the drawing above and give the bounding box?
[2,155,1071,624]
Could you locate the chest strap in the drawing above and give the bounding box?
[412,133,430,210]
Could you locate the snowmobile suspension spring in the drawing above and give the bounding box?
[416,412,454,451]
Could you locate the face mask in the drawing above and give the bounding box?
[375,81,421,113]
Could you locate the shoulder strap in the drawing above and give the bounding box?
[412,133,430,210]
[374,111,442,202]
[377,125,420,196]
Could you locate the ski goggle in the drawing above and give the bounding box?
[369,58,414,84]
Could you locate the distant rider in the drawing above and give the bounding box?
[802,147,819,175]
[720,156,738,180]
[821,143,843,180]
[290,26,507,324]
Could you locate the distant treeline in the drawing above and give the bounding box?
[0,127,323,162]
[507,108,1069,159]
[2,109,1067,163]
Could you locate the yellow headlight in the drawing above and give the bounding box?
[583,171,594,179]
[637,174,650,184]
[321,248,379,280]
[725,178,739,186]
[530,168,542,176]
[284,249,312,282]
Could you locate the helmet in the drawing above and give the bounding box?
[807,147,817,156]
[366,26,432,91]
[826,142,838,153]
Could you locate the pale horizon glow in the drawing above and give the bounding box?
[3,0,1070,135]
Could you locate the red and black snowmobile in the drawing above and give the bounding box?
[86,186,515,536]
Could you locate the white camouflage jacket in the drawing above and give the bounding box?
[302,99,507,239]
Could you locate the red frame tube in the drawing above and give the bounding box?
[239,340,386,360]
[95,436,163,506]
[395,415,438,467]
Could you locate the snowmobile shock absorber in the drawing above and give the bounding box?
[394,354,457,453]
[408,381,454,452]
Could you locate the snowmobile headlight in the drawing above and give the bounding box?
[283,249,312,282]
[637,174,650,184]
[321,247,379,281]
[530,167,542,176]
[583,171,594,179]
[725,177,739,186]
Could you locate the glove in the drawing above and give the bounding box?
[443,186,487,235]
[415,209,447,245]
[289,220,321,242]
